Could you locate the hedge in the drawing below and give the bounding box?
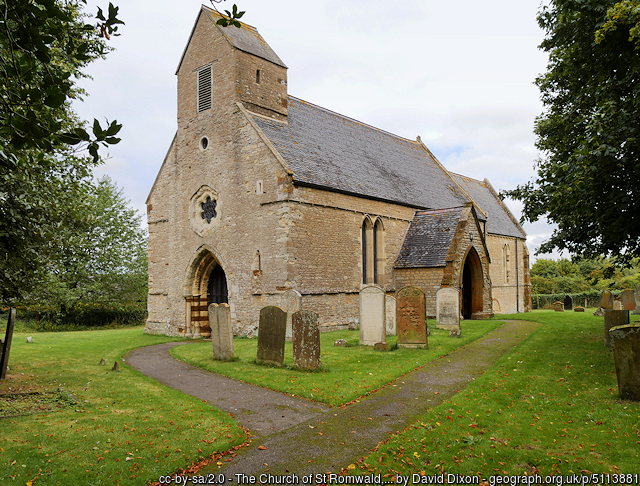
[531,290,617,310]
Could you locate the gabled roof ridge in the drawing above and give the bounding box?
[416,206,464,215]
[288,96,422,147]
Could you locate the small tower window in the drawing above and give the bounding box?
[256,180,263,194]
[256,69,261,84]
[197,65,212,112]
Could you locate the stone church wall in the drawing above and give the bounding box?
[486,234,531,314]
[394,267,445,318]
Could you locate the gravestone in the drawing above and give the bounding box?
[600,290,614,310]
[396,286,428,349]
[292,310,321,370]
[436,287,460,331]
[634,286,640,315]
[604,310,630,347]
[574,306,585,312]
[614,300,623,310]
[374,342,388,351]
[564,295,573,311]
[209,303,234,360]
[256,306,287,367]
[385,295,397,335]
[553,301,564,312]
[281,289,302,341]
[610,323,640,401]
[359,285,386,346]
[621,289,636,311]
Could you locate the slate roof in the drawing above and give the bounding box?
[450,174,526,238]
[176,6,286,74]
[251,97,469,210]
[395,208,463,268]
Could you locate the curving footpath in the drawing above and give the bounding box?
[126,320,540,477]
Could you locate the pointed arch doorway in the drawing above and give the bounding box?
[185,248,228,338]
[461,247,483,320]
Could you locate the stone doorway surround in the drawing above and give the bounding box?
[184,246,229,338]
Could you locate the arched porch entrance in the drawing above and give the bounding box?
[461,247,484,320]
[185,248,228,338]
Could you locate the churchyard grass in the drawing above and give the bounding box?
[0,327,246,485]
[355,310,640,479]
[171,320,502,406]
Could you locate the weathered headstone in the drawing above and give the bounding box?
[600,290,614,310]
[553,301,564,312]
[359,285,386,346]
[292,310,321,370]
[374,342,388,351]
[281,289,302,341]
[621,289,636,311]
[396,286,428,349]
[610,323,640,401]
[0,308,16,380]
[209,303,234,360]
[564,295,573,311]
[614,300,623,310]
[574,306,585,312]
[385,295,396,336]
[634,286,640,315]
[334,339,348,347]
[256,306,287,367]
[436,287,460,331]
[604,310,630,347]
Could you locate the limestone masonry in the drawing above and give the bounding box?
[145,6,532,338]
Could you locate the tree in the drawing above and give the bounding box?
[25,176,147,320]
[504,0,640,263]
[1,0,123,302]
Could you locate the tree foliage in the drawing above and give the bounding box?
[530,256,640,293]
[25,176,147,321]
[0,0,124,302]
[504,0,640,263]
[209,0,245,28]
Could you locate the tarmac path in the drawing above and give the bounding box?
[126,320,540,478]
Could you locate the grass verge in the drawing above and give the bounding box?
[354,310,640,480]
[171,320,501,406]
[0,327,246,486]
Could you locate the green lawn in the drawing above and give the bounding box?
[171,320,501,406]
[355,310,640,480]
[0,327,246,486]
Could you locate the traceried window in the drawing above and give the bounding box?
[362,217,384,285]
[197,65,212,112]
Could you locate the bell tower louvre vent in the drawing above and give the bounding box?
[197,65,212,112]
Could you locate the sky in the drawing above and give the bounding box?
[73,0,561,261]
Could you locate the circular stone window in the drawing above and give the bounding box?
[190,185,220,236]
[199,136,209,150]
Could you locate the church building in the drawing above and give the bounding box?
[144,6,532,337]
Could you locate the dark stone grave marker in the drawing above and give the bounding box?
[292,310,321,370]
[256,306,287,367]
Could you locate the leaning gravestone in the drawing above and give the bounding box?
[397,286,428,349]
[600,290,614,310]
[281,289,302,341]
[604,309,630,347]
[610,323,640,401]
[621,289,636,311]
[209,303,234,360]
[256,306,287,367]
[436,287,460,331]
[564,295,573,311]
[292,310,321,370]
[385,295,397,335]
[359,285,386,346]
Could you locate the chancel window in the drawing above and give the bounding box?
[362,217,384,285]
[503,243,510,284]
